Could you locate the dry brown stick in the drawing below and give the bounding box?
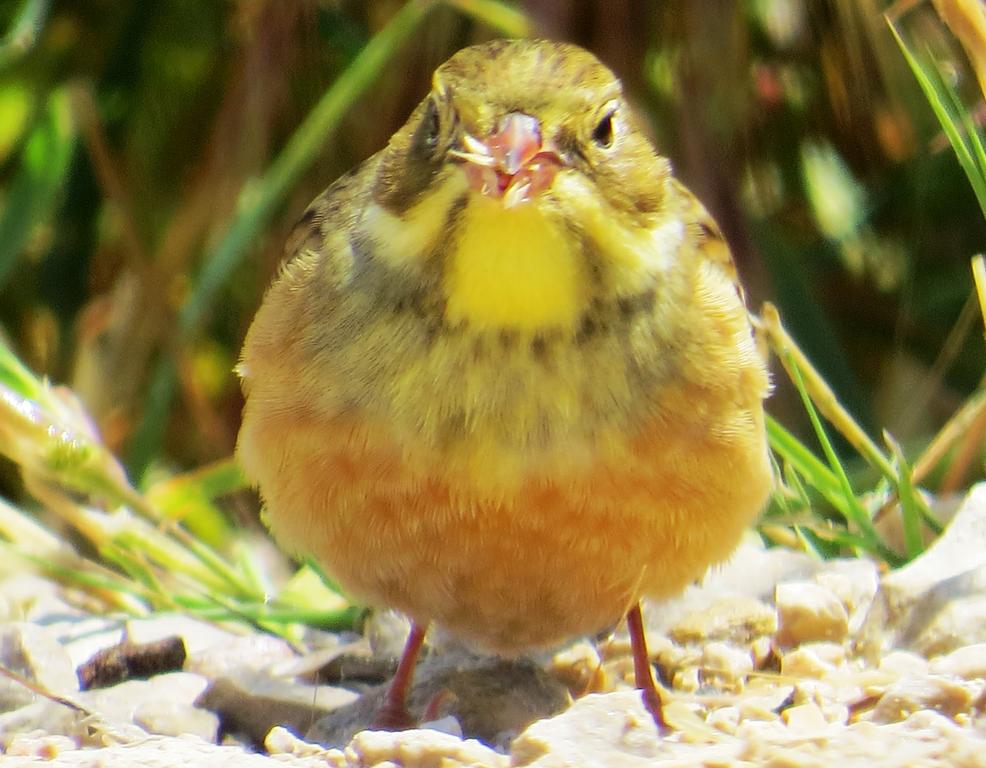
[911,385,986,484]
[932,0,986,99]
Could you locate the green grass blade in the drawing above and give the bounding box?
[801,524,883,554]
[169,596,363,632]
[888,19,986,218]
[145,458,245,544]
[99,539,168,597]
[443,0,531,35]
[767,414,868,528]
[766,415,844,501]
[0,336,46,399]
[20,551,152,614]
[942,63,986,201]
[884,433,925,559]
[0,87,75,290]
[784,350,903,565]
[167,523,258,599]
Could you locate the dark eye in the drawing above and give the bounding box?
[422,99,441,148]
[591,110,616,148]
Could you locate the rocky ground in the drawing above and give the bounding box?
[3,486,986,766]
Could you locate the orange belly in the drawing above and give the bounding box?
[239,383,771,655]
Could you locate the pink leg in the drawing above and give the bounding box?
[626,603,666,729]
[371,621,428,730]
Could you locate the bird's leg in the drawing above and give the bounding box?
[626,603,666,729]
[372,621,429,730]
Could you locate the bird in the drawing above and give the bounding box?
[236,38,772,729]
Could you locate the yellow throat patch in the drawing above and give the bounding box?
[443,195,587,331]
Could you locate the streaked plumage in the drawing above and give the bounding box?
[237,39,771,726]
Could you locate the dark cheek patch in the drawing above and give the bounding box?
[376,154,442,214]
[375,106,446,215]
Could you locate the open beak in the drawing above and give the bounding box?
[450,113,563,208]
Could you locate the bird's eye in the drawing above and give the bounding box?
[422,99,441,148]
[591,109,616,148]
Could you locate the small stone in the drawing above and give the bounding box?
[736,684,793,721]
[791,679,837,710]
[668,596,777,645]
[348,728,506,768]
[126,614,241,656]
[775,581,849,645]
[815,558,880,635]
[706,705,741,734]
[701,642,753,688]
[872,675,975,723]
[653,640,700,677]
[549,641,607,695]
[878,651,929,678]
[595,635,632,661]
[0,622,78,711]
[882,483,986,623]
[807,641,847,667]
[751,636,773,669]
[511,690,660,766]
[696,537,821,603]
[782,702,827,730]
[198,673,356,746]
[824,701,850,726]
[599,656,634,694]
[134,699,220,741]
[672,665,702,693]
[265,725,337,758]
[911,592,986,657]
[781,646,837,679]
[930,644,986,681]
[188,631,297,680]
[0,574,75,622]
[80,671,210,728]
[419,714,464,739]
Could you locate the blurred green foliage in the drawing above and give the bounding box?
[1,0,984,497]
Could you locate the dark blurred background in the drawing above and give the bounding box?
[1,0,984,490]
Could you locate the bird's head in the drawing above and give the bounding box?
[373,39,669,219]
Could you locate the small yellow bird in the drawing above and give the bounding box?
[237,39,771,728]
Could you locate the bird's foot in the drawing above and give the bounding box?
[369,620,429,731]
[370,699,417,731]
[369,688,455,731]
[639,681,667,731]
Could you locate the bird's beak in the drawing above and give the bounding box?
[450,113,564,208]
